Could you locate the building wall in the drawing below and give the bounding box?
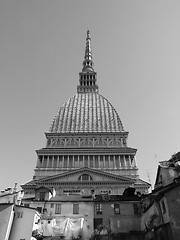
[0,204,14,240]
[49,201,94,239]
[29,200,94,239]
[159,197,170,223]
[166,187,180,240]
[140,202,161,232]
[9,206,39,240]
[94,201,141,233]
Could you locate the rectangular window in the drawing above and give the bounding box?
[73,203,79,214]
[43,208,47,213]
[115,155,120,168]
[37,207,42,213]
[40,192,46,201]
[95,156,99,168]
[24,204,29,208]
[55,204,61,214]
[101,190,111,195]
[63,189,81,195]
[94,218,103,230]
[51,203,54,208]
[133,203,139,215]
[114,203,120,215]
[89,156,94,167]
[84,155,88,167]
[17,212,23,218]
[96,203,102,215]
[161,200,166,214]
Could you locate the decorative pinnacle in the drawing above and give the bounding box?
[82,30,94,72]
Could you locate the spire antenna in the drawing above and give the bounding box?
[82,30,94,72]
[77,30,99,93]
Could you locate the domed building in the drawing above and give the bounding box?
[22,31,149,195]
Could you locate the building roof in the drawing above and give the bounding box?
[50,195,93,202]
[94,194,141,202]
[143,179,180,212]
[49,93,124,134]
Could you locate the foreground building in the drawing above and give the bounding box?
[0,204,14,240]
[21,31,150,239]
[141,152,180,240]
[0,203,40,240]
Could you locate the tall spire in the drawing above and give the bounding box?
[77,30,98,93]
[82,30,94,72]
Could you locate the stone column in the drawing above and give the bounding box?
[128,156,131,167]
[52,156,54,168]
[88,155,90,167]
[42,156,45,168]
[82,155,85,167]
[119,156,121,168]
[47,156,50,168]
[62,155,64,168]
[93,155,95,168]
[98,156,100,168]
[72,155,75,168]
[108,155,111,168]
[124,156,126,168]
[67,155,69,168]
[78,155,80,168]
[57,156,60,168]
[36,157,39,168]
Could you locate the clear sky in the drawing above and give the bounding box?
[1,0,180,191]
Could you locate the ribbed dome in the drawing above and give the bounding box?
[50,93,124,133]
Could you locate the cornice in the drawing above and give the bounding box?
[36,147,137,155]
[35,181,134,186]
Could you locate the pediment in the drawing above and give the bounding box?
[37,167,135,185]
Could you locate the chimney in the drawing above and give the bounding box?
[13,183,18,193]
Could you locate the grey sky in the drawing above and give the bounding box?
[1,0,180,190]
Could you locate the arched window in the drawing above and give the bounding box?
[78,174,92,181]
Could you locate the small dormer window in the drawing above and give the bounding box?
[40,192,46,201]
[78,174,92,181]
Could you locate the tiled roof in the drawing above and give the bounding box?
[94,194,141,202]
[50,195,92,202]
[21,180,36,186]
[49,93,124,133]
[134,178,151,186]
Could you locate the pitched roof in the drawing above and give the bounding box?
[49,195,93,202]
[94,194,141,202]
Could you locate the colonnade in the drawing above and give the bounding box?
[36,154,136,169]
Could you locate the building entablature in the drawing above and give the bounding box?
[28,182,135,189]
[45,132,129,149]
[45,132,129,138]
